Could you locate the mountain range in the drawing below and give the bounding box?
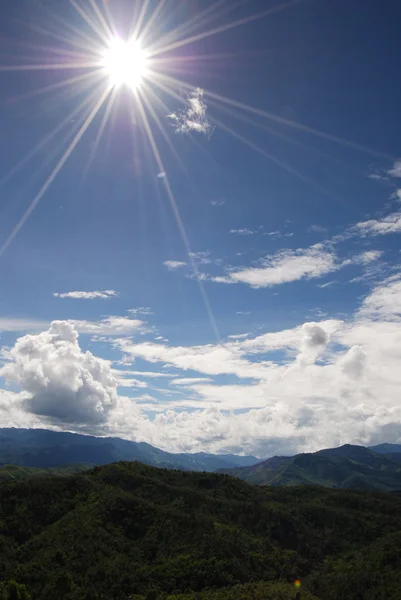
[3,428,401,492]
[0,428,259,472]
[217,443,401,491]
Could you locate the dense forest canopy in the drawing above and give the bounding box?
[1,461,401,599]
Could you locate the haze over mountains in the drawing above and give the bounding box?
[2,428,401,492]
[0,428,260,472]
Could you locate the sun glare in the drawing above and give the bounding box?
[102,38,148,90]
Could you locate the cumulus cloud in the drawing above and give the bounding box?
[1,321,118,424]
[164,260,187,270]
[5,277,401,458]
[54,290,118,300]
[356,210,401,236]
[168,88,214,137]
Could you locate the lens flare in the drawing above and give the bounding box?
[101,38,148,89]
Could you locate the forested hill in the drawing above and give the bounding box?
[217,444,401,491]
[2,462,401,600]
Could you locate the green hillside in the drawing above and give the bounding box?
[218,444,401,491]
[1,461,401,599]
[0,464,90,481]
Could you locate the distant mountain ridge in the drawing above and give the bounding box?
[0,428,260,472]
[217,443,401,491]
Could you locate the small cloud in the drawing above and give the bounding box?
[128,307,153,316]
[171,377,212,385]
[53,290,118,300]
[263,231,281,237]
[164,260,187,270]
[309,225,327,233]
[157,171,166,179]
[352,250,383,265]
[168,88,214,138]
[230,228,255,236]
[388,160,401,178]
[189,251,212,264]
[228,333,250,339]
[392,189,401,202]
[236,311,252,315]
[318,281,338,289]
[209,198,225,207]
[367,171,387,181]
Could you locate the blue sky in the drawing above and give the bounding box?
[1,0,401,457]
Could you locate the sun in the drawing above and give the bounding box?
[101,38,149,90]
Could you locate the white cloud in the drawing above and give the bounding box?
[209,198,225,207]
[1,321,118,424]
[356,210,401,236]
[357,274,401,321]
[228,333,250,339]
[71,316,145,336]
[318,281,337,289]
[388,160,401,178]
[352,250,383,264]
[308,225,327,233]
[230,228,256,235]
[0,318,48,333]
[0,316,145,337]
[6,277,401,458]
[189,251,212,264]
[164,260,187,270]
[128,307,153,316]
[168,88,214,137]
[53,290,118,300]
[212,244,337,288]
[171,377,212,385]
[157,171,166,179]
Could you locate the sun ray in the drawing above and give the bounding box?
[135,92,220,341]
[0,61,99,72]
[28,5,102,55]
[0,77,104,191]
[70,0,110,47]
[145,0,239,55]
[88,0,114,43]
[212,115,344,204]
[148,0,304,57]
[136,0,166,47]
[152,71,394,160]
[4,69,102,108]
[79,85,119,184]
[0,84,111,259]
[131,0,152,43]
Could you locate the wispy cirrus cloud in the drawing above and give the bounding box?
[53,290,118,300]
[168,88,214,137]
